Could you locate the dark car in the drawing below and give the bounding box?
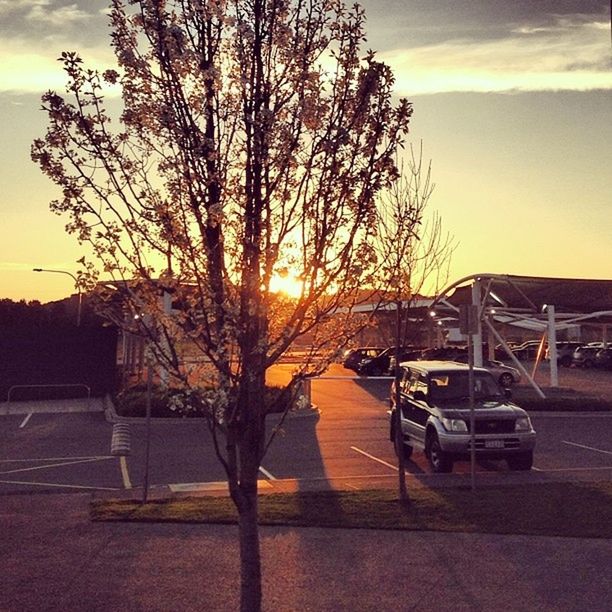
[343,347,384,371]
[594,348,612,370]
[419,346,467,362]
[544,341,584,367]
[572,345,601,368]
[512,340,544,361]
[358,346,422,376]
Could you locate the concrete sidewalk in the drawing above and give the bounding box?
[1,492,610,611]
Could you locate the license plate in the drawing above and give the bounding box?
[485,439,504,449]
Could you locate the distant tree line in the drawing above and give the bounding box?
[0,296,101,329]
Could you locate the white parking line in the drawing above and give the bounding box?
[562,441,612,456]
[120,456,132,489]
[535,466,612,472]
[0,456,111,463]
[350,446,398,471]
[258,465,277,480]
[0,457,114,475]
[19,413,32,428]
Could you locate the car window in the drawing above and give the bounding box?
[399,369,411,392]
[407,372,427,396]
[429,371,502,402]
[416,374,428,395]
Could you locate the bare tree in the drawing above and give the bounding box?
[374,143,455,500]
[31,1,411,610]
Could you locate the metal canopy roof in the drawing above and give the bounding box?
[432,274,612,323]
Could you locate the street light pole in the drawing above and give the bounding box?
[32,268,82,326]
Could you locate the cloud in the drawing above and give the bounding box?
[26,2,88,25]
[381,15,612,94]
[0,0,48,11]
[0,36,117,94]
[0,0,87,23]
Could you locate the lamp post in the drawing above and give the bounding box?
[32,268,82,326]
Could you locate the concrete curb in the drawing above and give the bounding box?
[0,397,104,415]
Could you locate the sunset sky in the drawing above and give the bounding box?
[1,0,610,303]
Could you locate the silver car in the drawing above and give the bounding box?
[389,361,536,473]
[452,354,521,387]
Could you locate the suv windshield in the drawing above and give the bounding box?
[429,371,502,402]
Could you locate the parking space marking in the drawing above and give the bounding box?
[120,456,132,489]
[351,446,398,471]
[562,440,612,456]
[0,455,111,463]
[0,456,114,475]
[536,466,612,472]
[19,413,33,428]
[258,465,277,480]
[0,479,120,492]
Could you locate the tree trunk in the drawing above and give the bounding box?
[238,487,261,612]
[234,367,266,612]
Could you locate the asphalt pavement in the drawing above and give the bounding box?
[2,491,611,612]
[2,373,612,611]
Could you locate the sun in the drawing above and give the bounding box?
[269,272,303,298]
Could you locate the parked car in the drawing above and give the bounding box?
[544,341,584,367]
[389,361,536,473]
[594,348,612,370]
[572,345,601,368]
[388,347,425,374]
[358,346,421,376]
[512,340,544,361]
[452,354,521,387]
[419,346,467,362]
[343,347,383,371]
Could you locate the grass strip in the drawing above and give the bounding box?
[91,481,612,539]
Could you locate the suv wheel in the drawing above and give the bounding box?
[507,451,533,471]
[427,435,453,473]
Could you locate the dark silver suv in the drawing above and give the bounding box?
[390,361,536,473]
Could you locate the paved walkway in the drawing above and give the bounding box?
[1,492,610,611]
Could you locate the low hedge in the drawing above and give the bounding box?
[519,396,612,412]
[114,384,292,418]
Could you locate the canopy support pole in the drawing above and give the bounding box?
[547,305,558,387]
[483,318,546,398]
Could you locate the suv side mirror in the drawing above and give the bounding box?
[413,390,427,402]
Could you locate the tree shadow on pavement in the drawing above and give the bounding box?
[264,411,346,521]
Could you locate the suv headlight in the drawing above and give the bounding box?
[441,418,467,432]
[515,417,532,432]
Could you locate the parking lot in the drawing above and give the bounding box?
[1,363,611,496]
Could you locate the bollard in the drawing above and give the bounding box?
[111,422,131,456]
